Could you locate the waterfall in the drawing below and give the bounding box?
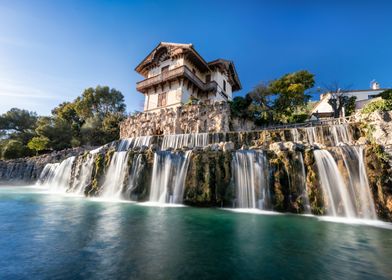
[329,124,352,146]
[100,136,152,199]
[340,146,377,219]
[314,149,376,219]
[149,151,191,204]
[161,133,209,150]
[123,154,144,200]
[296,152,311,213]
[40,157,75,192]
[70,154,95,195]
[100,151,130,199]
[290,129,300,142]
[232,150,270,209]
[304,127,321,145]
[299,125,353,146]
[37,163,60,185]
[118,136,152,151]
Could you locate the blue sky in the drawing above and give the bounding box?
[0,0,391,115]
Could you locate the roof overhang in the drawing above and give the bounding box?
[208,59,242,92]
[135,42,210,77]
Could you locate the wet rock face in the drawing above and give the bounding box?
[183,150,233,207]
[364,144,392,221]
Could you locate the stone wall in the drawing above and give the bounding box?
[120,102,238,138]
[355,110,392,163]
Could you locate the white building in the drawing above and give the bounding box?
[135,42,241,112]
[311,81,390,118]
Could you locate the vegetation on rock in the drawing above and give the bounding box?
[362,99,392,114]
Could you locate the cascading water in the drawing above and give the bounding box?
[29,120,380,221]
[291,124,352,146]
[314,148,376,219]
[339,146,377,219]
[232,150,270,209]
[39,156,76,192]
[290,129,300,142]
[70,154,95,195]
[304,127,320,145]
[37,163,60,185]
[100,136,153,199]
[118,136,152,151]
[295,152,311,213]
[123,154,144,200]
[161,133,209,150]
[329,124,352,146]
[314,150,355,217]
[100,151,129,199]
[149,151,191,204]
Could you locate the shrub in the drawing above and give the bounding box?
[27,136,50,155]
[288,113,308,123]
[362,99,392,114]
[1,140,29,159]
[378,89,392,100]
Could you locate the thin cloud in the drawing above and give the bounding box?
[0,81,62,100]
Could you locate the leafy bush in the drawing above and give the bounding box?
[1,140,30,159]
[362,99,392,114]
[378,89,392,100]
[288,113,309,123]
[27,136,50,155]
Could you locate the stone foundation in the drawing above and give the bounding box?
[120,102,236,138]
[120,102,259,138]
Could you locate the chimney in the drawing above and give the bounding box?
[371,80,380,90]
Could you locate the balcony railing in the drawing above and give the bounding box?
[136,65,218,93]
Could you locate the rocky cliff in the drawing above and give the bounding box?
[1,117,392,222]
[0,147,87,185]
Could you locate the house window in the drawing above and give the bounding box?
[206,74,211,83]
[158,92,167,107]
[223,80,226,92]
[161,65,169,73]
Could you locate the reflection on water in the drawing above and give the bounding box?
[0,186,392,279]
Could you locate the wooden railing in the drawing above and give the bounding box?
[136,65,218,93]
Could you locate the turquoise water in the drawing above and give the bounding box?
[1,186,392,280]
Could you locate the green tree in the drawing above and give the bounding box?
[27,136,50,155]
[53,85,126,146]
[1,140,29,159]
[229,96,252,119]
[35,117,73,150]
[238,70,315,125]
[52,102,82,131]
[75,86,126,119]
[269,70,314,121]
[0,108,38,158]
[0,108,37,133]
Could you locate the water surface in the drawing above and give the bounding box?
[1,186,392,280]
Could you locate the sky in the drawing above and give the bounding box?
[0,0,391,115]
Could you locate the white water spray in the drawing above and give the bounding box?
[149,151,191,204]
[232,150,270,209]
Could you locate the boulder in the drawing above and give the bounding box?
[222,142,235,152]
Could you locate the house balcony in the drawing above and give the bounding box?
[136,65,218,93]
